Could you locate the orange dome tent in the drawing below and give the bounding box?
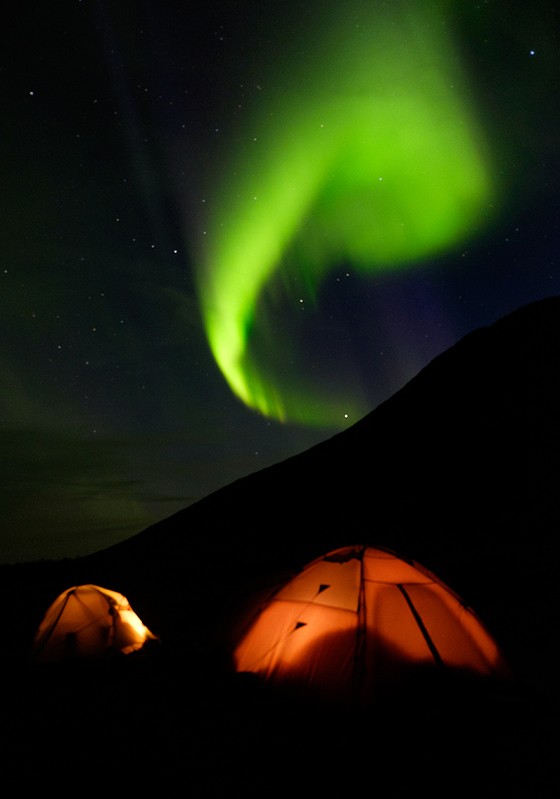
[32,584,158,663]
[233,545,509,704]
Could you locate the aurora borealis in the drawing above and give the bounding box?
[196,1,496,425]
[1,1,559,562]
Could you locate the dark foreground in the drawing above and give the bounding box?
[1,639,557,798]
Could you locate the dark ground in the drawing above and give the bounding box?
[0,628,557,796]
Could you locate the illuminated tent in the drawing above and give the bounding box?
[32,584,158,663]
[233,545,509,704]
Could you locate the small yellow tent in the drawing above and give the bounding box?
[32,584,158,663]
[233,545,509,703]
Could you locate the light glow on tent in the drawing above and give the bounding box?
[32,584,158,663]
[114,606,156,655]
[194,1,495,426]
[233,546,509,703]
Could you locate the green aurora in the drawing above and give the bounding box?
[194,1,497,427]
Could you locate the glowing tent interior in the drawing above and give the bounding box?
[233,545,509,703]
[32,584,158,663]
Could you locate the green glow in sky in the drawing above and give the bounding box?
[195,1,495,427]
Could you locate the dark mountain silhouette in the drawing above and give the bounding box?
[2,296,560,795]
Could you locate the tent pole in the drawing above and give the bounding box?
[397,584,445,668]
[32,589,75,661]
[352,545,367,703]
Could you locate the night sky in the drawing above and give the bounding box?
[2,1,559,564]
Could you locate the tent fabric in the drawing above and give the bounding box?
[32,584,158,663]
[233,545,509,703]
